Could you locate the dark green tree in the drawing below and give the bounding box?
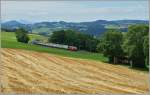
[15,28,29,43]
[49,30,65,44]
[123,24,149,68]
[97,29,123,63]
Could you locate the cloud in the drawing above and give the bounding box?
[1,0,149,22]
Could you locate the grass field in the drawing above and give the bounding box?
[1,31,108,62]
[29,33,49,42]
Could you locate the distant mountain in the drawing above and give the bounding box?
[1,20,149,37]
[1,20,32,31]
[2,20,24,29]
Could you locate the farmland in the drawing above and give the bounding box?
[1,0,149,94]
[1,48,149,94]
[0,31,149,94]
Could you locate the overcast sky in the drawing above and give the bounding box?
[1,0,149,22]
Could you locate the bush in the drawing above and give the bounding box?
[15,28,30,43]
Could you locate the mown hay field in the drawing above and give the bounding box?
[0,48,149,94]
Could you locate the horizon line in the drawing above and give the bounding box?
[2,19,149,24]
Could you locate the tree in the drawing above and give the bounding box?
[15,28,30,43]
[123,24,149,68]
[97,29,123,63]
[49,30,65,44]
[49,29,99,52]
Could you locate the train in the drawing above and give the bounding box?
[31,40,78,51]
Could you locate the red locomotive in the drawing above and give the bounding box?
[68,46,78,51]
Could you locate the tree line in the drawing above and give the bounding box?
[49,30,99,52]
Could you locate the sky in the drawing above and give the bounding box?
[1,0,149,23]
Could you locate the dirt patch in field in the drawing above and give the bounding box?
[0,48,149,94]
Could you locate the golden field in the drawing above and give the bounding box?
[0,48,149,94]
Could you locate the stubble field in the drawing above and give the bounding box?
[0,48,149,94]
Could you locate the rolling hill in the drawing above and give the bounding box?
[1,20,148,37]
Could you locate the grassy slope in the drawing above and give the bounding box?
[29,33,48,40]
[1,32,108,62]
